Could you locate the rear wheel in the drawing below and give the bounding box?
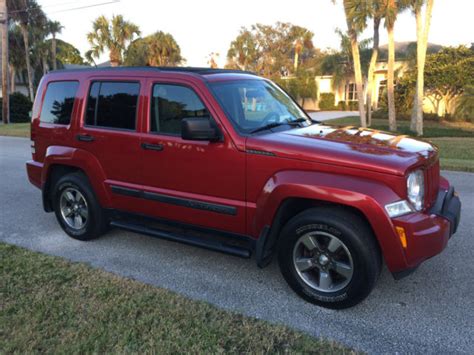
[52,172,107,241]
[278,207,381,309]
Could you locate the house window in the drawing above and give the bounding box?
[346,83,358,101]
[378,80,387,101]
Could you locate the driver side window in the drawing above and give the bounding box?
[150,84,209,135]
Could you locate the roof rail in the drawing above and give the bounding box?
[50,66,257,76]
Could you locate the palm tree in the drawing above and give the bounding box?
[226,29,258,71]
[8,26,25,93]
[384,0,399,131]
[8,0,46,101]
[366,1,384,126]
[409,0,434,136]
[87,15,140,67]
[48,21,64,70]
[342,0,369,127]
[291,26,314,73]
[146,32,183,66]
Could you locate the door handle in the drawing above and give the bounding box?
[141,142,164,151]
[76,134,95,142]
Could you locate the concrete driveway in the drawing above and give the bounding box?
[308,111,358,121]
[1,136,473,354]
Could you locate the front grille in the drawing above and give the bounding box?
[425,159,440,209]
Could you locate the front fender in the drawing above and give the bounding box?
[254,170,408,272]
[42,146,111,207]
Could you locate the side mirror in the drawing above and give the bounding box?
[181,117,221,142]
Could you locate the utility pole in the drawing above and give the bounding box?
[0,0,9,124]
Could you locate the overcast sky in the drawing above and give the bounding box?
[38,0,473,67]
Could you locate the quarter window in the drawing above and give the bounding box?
[85,81,139,130]
[150,84,208,135]
[40,81,79,124]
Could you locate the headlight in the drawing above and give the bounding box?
[407,170,424,211]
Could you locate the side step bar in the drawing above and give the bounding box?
[110,220,252,259]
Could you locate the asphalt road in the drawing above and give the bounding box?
[1,136,473,354]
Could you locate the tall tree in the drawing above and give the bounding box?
[8,26,25,93]
[226,28,258,71]
[342,0,369,127]
[87,15,140,67]
[8,0,46,101]
[366,1,384,126]
[124,31,183,67]
[384,0,401,131]
[409,0,434,136]
[290,26,314,73]
[47,20,64,70]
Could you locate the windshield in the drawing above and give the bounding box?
[209,79,310,134]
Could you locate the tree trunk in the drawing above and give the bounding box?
[350,37,367,127]
[294,51,299,73]
[42,55,49,75]
[1,0,9,124]
[10,66,16,93]
[52,36,58,70]
[20,25,35,101]
[366,17,381,127]
[410,0,434,136]
[387,24,397,131]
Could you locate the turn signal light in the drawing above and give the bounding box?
[396,226,407,249]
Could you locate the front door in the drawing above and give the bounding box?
[137,80,246,234]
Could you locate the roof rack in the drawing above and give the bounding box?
[50,66,257,76]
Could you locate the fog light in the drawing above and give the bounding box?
[396,226,407,249]
[385,200,413,218]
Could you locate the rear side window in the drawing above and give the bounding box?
[85,81,140,130]
[40,81,79,125]
[150,84,208,135]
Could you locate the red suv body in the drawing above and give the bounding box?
[26,67,461,308]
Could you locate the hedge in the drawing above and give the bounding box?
[0,92,33,123]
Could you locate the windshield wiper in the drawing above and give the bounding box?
[249,122,290,134]
[294,117,321,125]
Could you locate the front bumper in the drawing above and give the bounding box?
[391,187,461,277]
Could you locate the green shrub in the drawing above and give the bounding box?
[0,92,33,123]
[319,93,336,110]
[348,101,358,111]
[337,101,347,111]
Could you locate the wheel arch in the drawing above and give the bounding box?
[254,170,408,272]
[41,146,110,212]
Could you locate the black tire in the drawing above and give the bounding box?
[52,172,108,241]
[278,206,382,309]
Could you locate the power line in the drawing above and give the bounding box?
[46,0,120,14]
[8,0,120,15]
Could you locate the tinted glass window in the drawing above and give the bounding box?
[209,79,308,134]
[85,81,139,130]
[40,81,79,124]
[150,84,208,134]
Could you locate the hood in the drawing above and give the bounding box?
[247,124,438,176]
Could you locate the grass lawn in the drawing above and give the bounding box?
[0,122,30,138]
[0,243,353,353]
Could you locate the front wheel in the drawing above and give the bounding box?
[278,207,381,309]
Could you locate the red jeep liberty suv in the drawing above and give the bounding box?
[26,67,461,309]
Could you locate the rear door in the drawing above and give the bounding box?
[76,77,145,211]
[33,80,80,162]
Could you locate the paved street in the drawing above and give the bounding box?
[1,136,473,354]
